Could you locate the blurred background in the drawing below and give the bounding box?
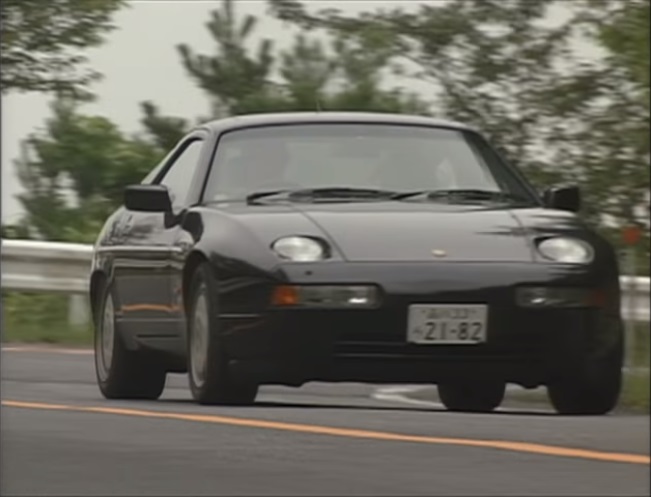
[1,0,649,410]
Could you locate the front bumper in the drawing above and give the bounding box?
[218,262,621,387]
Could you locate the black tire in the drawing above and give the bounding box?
[94,280,167,400]
[186,263,258,406]
[437,379,506,413]
[547,340,623,415]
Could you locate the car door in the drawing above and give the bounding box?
[152,133,213,345]
[112,133,208,346]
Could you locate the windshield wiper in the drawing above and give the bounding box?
[391,188,531,204]
[294,187,399,199]
[246,189,292,204]
[246,187,398,205]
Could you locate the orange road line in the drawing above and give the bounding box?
[2,400,648,466]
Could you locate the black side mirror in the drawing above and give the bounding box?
[543,185,581,213]
[124,184,172,213]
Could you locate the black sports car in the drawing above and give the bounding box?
[90,112,623,414]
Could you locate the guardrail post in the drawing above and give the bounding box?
[68,294,90,328]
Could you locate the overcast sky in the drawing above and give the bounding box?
[1,0,597,224]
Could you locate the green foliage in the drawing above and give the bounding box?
[0,0,126,96]
[177,0,276,116]
[140,101,190,152]
[174,0,428,117]
[573,0,649,108]
[568,0,650,242]
[2,292,91,344]
[15,98,164,242]
[620,371,650,413]
[600,1,650,91]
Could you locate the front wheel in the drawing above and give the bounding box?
[186,263,258,405]
[547,341,623,415]
[94,281,167,400]
[437,379,506,413]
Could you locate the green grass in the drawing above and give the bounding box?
[619,370,650,412]
[627,322,650,369]
[2,292,92,345]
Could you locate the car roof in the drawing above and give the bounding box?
[197,112,475,134]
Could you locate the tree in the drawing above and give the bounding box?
[15,97,164,242]
[140,101,190,152]
[176,0,278,117]
[146,0,427,131]
[595,0,650,224]
[572,0,649,107]
[600,0,649,98]
[570,0,650,270]
[0,0,125,96]
[267,0,649,233]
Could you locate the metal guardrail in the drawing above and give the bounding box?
[1,238,650,323]
[620,276,651,323]
[2,240,93,294]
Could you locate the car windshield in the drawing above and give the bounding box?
[203,123,536,205]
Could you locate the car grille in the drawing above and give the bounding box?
[332,334,543,362]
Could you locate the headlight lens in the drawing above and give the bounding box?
[537,237,594,264]
[272,236,327,262]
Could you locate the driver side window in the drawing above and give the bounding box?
[156,139,204,208]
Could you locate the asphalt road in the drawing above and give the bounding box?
[1,346,649,496]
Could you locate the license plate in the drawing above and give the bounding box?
[407,304,488,344]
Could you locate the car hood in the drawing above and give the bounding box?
[211,202,541,263]
[300,203,535,262]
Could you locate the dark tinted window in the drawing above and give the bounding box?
[158,139,203,207]
[203,124,531,201]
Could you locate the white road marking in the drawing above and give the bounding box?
[372,385,446,408]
